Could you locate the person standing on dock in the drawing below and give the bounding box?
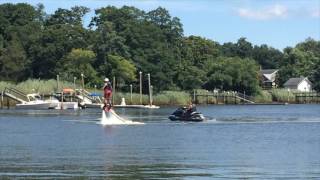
[103,78,112,112]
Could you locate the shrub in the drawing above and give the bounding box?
[0,81,14,91]
[270,89,296,103]
[254,90,273,103]
[153,91,190,105]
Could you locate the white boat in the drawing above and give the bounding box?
[55,102,79,109]
[16,94,60,109]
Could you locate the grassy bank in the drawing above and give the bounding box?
[114,91,191,105]
[254,90,273,103]
[0,79,74,94]
[269,89,296,103]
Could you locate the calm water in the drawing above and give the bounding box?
[0,105,320,179]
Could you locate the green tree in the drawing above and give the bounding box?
[176,65,207,90]
[236,37,253,58]
[29,24,89,78]
[278,47,319,86]
[204,57,260,95]
[107,55,137,84]
[182,36,220,67]
[252,44,283,69]
[58,49,98,85]
[91,6,184,91]
[0,37,29,81]
[310,60,320,92]
[92,20,129,71]
[296,38,320,57]
[45,6,89,26]
[221,37,253,58]
[174,36,220,90]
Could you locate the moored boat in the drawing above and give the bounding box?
[16,93,59,109]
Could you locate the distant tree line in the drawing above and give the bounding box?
[0,3,319,94]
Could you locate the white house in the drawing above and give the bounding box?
[283,77,312,92]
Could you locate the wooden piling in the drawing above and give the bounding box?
[216,93,218,104]
[139,71,142,105]
[130,84,133,105]
[193,90,196,103]
[113,76,115,105]
[1,91,3,109]
[6,96,9,109]
[61,91,64,110]
[148,73,151,106]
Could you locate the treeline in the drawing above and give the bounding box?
[0,3,319,94]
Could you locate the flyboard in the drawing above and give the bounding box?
[100,109,144,125]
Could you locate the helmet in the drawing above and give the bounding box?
[104,78,109,82]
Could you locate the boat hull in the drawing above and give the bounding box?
[169,115,205,122]
[16,102,56,109]
[56,102,79,109]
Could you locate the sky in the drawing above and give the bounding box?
[1,0,319,50]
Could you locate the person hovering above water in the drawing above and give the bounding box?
[103,78,112,112]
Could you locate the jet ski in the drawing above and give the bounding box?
[169,106,205,122]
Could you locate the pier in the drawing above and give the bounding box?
[192,91,320,105]
[192,91,255,104]
[294,92,320,104]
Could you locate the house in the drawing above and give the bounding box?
[260,69,278,89]
[283,77,312,92]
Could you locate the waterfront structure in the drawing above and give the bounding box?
[284,77,312,92]
[260,69,278,89]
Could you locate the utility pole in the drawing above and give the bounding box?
[73,77,77,90]
[113,76,115,105]
[1,91,3,109]
[130,84,133,104]
[56,75,60,92]
[81,73,84,90]
[150,85,153,106]
[148,73,151,106]
[139,71,142,105]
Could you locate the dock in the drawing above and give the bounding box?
[294,92,320,104]
[192,91,320,105]
[114,104,160,109]
[193,91,255,104]
[0,87,160,109]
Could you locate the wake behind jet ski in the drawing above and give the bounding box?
[169,104,205,122]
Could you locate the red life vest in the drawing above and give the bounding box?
[103,82,112,99]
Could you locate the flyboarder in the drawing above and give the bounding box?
[103,78,112,112]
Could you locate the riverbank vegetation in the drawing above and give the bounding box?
[0,79,192,105]
[0,3,319,98]
[1,79,316,105]
[0,79,73,94]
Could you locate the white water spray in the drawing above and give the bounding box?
[100,109,144,125]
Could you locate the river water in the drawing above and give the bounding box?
[0,104,319,179]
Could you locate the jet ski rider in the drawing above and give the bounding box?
[186,102,196,115]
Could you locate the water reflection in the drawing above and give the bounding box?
[0,105,320,179]
[104,163,215,179]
